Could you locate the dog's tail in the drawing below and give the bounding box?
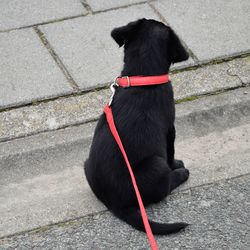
[112,207,188,235]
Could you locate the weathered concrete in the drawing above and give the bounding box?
[87,0,147,12]
[170,57,195,71]
[0,89,109,142]
[227,56,250,85]
[0,0,249,117]
[0,175,249,250]
[0,87,249,237]
[40,4,160,90]
[0,0,86,31]
[0,166,104,238]
[176,123,250,191]
[0,29,73,109]
[174,87,250,140]
[1,58,248,142]
[0,122,101,238]
[0,122,94,186]
[171,62,241,100]
[153,0,250,61]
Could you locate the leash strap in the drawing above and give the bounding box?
[104,105,158,250]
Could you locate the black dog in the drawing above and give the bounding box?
[84,19,190,235]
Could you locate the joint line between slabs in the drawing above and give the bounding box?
[33,27,80,91]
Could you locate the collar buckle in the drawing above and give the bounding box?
[123,76,130,87]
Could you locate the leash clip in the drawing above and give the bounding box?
[108,78,118,106]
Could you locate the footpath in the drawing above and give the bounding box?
[0,1,250,249]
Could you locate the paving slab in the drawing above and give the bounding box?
[0,89,109,142]
[170,57,195,71]
[40,4,160,90]
[0,121,100,238]
[0,87,249,237]
[171,62,241,100]
[0,29,73,109]
[0,175,249,249]
[174,87,250,140]
[176,123,250,191]
[0,0,86,31]
[87,0,147,12]
[0,58,246,142]
[153,0,250,62]
[227,56,250,85]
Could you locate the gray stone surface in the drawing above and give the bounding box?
[1,58,248,142]
[87,0,147,12]
[227,56,250,85]
[0,29,73,109]
[0,122,95,186]
[40,4,160,90]
[176,123,250,191]
[174,87,250,140]
[0,87,250,237]
[153,0,250,61]
[0,175,249,249]
[0,0,86,31]
[172,62,242,100]
[0,122,103,238]
[0,89,110,142]
[170,57,195,71]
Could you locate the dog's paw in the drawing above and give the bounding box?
[176,167,190,182]
[169,168,190,192]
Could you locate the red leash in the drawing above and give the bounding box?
[104,105,158,250]
[103,75,169,250]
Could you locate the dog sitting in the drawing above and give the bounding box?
[84,19,190,235]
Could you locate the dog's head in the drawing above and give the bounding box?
[111,19,189,73]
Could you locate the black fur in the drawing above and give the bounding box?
[84,19,190,235]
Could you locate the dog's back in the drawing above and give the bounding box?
[85,83,174,203]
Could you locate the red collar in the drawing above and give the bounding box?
[116,74,169,87]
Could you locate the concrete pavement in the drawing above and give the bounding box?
[1,57,249,142]
[1,175,249,250]
[0,0,250,249]
[0,87,250,241]
[1,0,250,109]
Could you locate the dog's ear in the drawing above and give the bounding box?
[169,29,189,63]
[111,19,145,47]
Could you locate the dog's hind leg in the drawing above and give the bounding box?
[167,126,188,170]
[133,156,188,204]
[110,156,189,234]
[132,156,171,204]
